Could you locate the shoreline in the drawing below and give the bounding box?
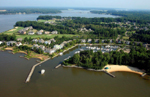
[62,64,145,76]
[104,65,144,75]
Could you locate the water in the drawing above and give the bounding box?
[0,46,150,97]
[0,10,118,33]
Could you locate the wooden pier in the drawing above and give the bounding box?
[104,71,116,78]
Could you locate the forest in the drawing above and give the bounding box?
[0,34,16,41]
[15,16,126,38]
[63,46,150,74]
[129,30,150,43]
[91,10,150,24]
[0,8,61,14]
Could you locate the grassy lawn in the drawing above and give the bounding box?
[16,34,78,39]
[123,36,129,40]
[1,27,24,35]
[37,19,56,23]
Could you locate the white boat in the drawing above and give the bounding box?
[59,52,63,55]
[41,69,45,74]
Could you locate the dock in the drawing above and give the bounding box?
[104,71,116,78]
[64,56,71,60]
[141,73,146,77]
[25,44,78,83]
[25,58,50,83]
[55,64,61,69]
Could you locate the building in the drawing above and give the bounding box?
[39,45,45,51]
[0,41,3,44]
[32,39,38,43]
[16,42,22,47]
[44,31,50,34]
[32,44,39,49]
[81,39,86,43]
[17,38,23,41]
[126,41,130,45]
[38,39,44,44]
[95,39,99,43]
[28,31,34,35]
[51,31,58,34]
[54,44,62,50]
[102,40,105,43]
[45,48,56,54]
[36,31,42,35]
[7,41,17,46]
[50,38,56,42]
[44,40,51,45]
[87,39,92,43]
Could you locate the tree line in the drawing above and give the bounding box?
[63,46,150,74]
[0,8,61,14]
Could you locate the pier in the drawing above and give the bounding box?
[104,71,116,78]
[25,58,50,83]
[25,44,78,83]
[55,64,61,69]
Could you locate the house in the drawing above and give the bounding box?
[117,40,122,44]
[87,39,92,43]
[44,40,51,45]
[28,31,34,35]
[38,39,44,44]
[16,42,22,47]
[54,44,62,50]
[60,43,65,48]
[32,39,38,43]
[102,40,105,43]
[81,39,86,43]
[50,38,56,42]
[32,44,39,49]
[18,30,26,34]
[126,41,130,45]
[45,48,56,54]
[39,29,44,33]
[7,41,17,46]
[51,31,58,34]
[0,41,3,45]
[95,39,99,43]
[39,45,45,51]
[36,31,42,35]
[44,31,50,34]
[17,38,23,41]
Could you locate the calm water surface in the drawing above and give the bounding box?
[0,10,119,33]
[0,46,150,97]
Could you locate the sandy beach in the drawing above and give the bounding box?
[104,65,144,75]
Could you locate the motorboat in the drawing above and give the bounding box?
[41,69,45,74]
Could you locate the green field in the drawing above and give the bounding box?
[2,27,24,35]
[123,36,129,40]
[16,34,78,39]
[37,19,56,23]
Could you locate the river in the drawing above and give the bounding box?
[0,10,118,33]
[0,46,150,97]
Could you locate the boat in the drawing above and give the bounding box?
[41,69,45,74]
[59,52,63,55]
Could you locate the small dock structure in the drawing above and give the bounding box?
[105,71,116,78]
[55,64,62,69]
